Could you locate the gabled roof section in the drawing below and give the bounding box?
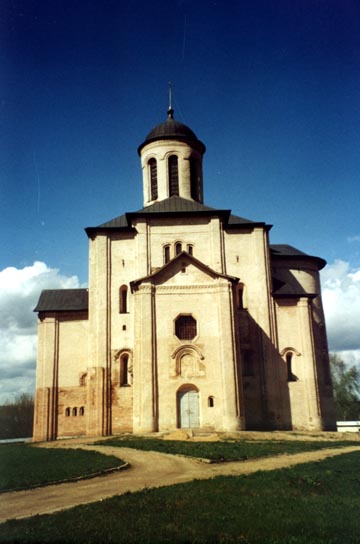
[34,289,88,313]
[127,196,232,222]
[97,213,129,229]
[135,195,217,214]
[86,196,270,235]
[85,212,135,237]
[227,213,270,230]
[131,251,239,292]
[270,244,326,270]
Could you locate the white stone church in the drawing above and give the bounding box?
[33,107,336,441]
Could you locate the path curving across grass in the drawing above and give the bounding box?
[0,450,359,543]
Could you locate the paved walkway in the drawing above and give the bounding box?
[1,443,359,523]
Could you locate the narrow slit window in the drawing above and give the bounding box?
[208,396,214,407]
[79,406,85,416]
[149,158,158,200]
[120,285,128,314]
[237,284,244,309]
[168,155,179,196]
[120,355,129,386]
[187,244,193,256]
[72,407,77,417]
[164,245,171,264]
[175,242,182,255]
[65,407,70,417]
[286,353,297,382]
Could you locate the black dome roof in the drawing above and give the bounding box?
[138,108,206,154]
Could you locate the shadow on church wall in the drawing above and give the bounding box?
[239,310,293,431]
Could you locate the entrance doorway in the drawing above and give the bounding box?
[178,387,200,428]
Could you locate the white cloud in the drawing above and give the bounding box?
[335,350,360,368]
[0,262,82,404]
[321,260,360,368]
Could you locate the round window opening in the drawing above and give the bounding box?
[175,315,197,341]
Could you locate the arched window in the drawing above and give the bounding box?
[79,406,85,416]
[149,158,158,200]
[164,245,171,264]
[286,352,298,382]
[175,315,197,340]
[79,373,87,386]
[120,354,129,386]
[119,285,128,314]
[168,155,179,196]
[65,407,70,417]
[72,407,77,417]
[237,283,245,310]
[187,244,193,256]
[175,242,182,255]
[208,396,214,407]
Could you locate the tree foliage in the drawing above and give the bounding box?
[0,393,34,439]
[330,354,360,421]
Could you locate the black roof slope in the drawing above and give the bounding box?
[137,110,206,154]
[86,196,268,235]
[271,245,308,257]
[132,196,216,214]
[34,289,88,312]
[270,244,326,269]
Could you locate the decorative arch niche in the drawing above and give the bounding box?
[114,349,133,386]
[170,345,205,378]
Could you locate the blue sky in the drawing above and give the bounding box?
[1,0,360,403]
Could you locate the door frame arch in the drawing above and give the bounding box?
[177,384,200,429]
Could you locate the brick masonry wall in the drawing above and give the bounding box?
[57,387,87,437]
[111,385,133,433]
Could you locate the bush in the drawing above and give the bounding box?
[0,393,34,439]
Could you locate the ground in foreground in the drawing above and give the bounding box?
[1,451,359,543]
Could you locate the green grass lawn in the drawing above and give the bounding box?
[0,444,124,491]
[1,451,359,543]
[95,435,359,461]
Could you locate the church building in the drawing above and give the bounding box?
[33,107,336,441]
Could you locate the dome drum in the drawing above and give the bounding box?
[139,112,205,206]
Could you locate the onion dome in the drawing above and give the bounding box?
[138,107,206,155]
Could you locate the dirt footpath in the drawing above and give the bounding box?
[1,439,359,523]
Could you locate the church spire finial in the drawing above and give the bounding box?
[167,81,174,119]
